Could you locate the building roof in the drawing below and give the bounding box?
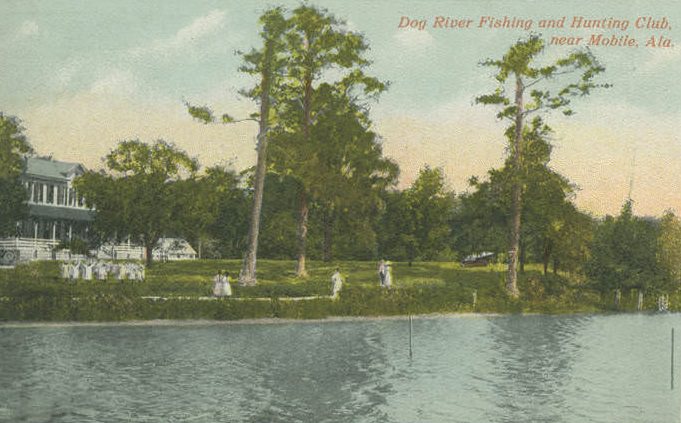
[24,157,85,181]
[28,204,95,222]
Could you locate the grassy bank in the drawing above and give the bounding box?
[0,260,676,321]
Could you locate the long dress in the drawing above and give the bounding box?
[71,262,80,280]
[331,271,343,297]
[83,264,93,280]
[222,276,232,297]
[213,275,223,297]
[378,261,386,286]
[383,266,392,288]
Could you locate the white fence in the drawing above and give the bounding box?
[0,237,195,263]
[0,238,86,261]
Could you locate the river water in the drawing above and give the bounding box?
[0,314,679,423]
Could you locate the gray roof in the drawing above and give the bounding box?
[28,204,94,222]
[24,157,85,180]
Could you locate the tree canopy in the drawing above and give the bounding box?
[0,113,33,236]
[75,139,198,265]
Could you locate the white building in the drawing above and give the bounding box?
[0,157,196,264]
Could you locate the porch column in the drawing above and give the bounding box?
[42,184,47,204]
[53,185,58,205]
[65,185,70,207]
[68,224,72,241]
[33,222,38,259]
[30,182,35,203]
[52,222,56,242]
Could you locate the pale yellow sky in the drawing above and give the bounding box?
[19,90,681,218]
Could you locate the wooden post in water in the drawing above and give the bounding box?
[472,290,478,310]
[672,328,675,390]
[409,314,413,359]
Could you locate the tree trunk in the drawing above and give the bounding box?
[552,258,559,275]
[322,207,333,262]
[637,290,644,311]
[295,52,313,278]
[519,241,525,273]
[238,36,275,287]
[614,288,621,308]
[296,191,309,277]
[145,240,154,267]
[506,74,524,298]
[542,238,551,276]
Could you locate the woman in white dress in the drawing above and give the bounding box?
[222,271,232,297]
[212,270,223,297]
[331,268,343,298]
[383,262,392,289]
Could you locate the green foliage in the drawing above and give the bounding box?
[0,260,629,321]
[56,237,91,256]
[75,140,199,265]
[379,167,454,263]
[586,201,663,292]
[186,103,215,124]
[264,5,391,271]
[476,35,608,120]
[0,113,33,178]
[658,211,681,286]
[475,37,607,295]
[0,113,33,236]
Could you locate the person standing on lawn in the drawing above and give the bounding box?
[213,270,224,297]
[383,261,392,289]
[331,267,343,298]
[378,259,386,287]
[221,270,232,297]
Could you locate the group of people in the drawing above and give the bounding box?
[208,262,388,300]
[212,270,232,297]
[60,260,146,281]
[378,259,392,288]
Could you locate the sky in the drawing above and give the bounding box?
[1,0,680,217]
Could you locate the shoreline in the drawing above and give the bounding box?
[0,313,498,328]
[1,310,672,328]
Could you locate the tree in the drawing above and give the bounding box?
[657,211,681,289]
[271,5,387,277]
[202,166,251,258]
[587,201,662,296]
[75,140,198,266]
[477,35,607,297]
[272,81,397,263]
[170,166,250,259]
[455,122,594,279]
[187,7,288,285]
[0,113,33,236]
[379,167,454,265]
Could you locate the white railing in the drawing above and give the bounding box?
[0,237,195,262]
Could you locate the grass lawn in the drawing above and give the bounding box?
[0,259,674,321]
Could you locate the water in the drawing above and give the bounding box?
[1,314,679,423]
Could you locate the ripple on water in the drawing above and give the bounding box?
[1,314,681,423]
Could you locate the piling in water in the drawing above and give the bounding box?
[409,315,413,359]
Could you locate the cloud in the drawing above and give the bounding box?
[129,9,227,60]
[393,28,434,51]
[638,47,681,74]
[18,20,39,37]
[89,69,138,96]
